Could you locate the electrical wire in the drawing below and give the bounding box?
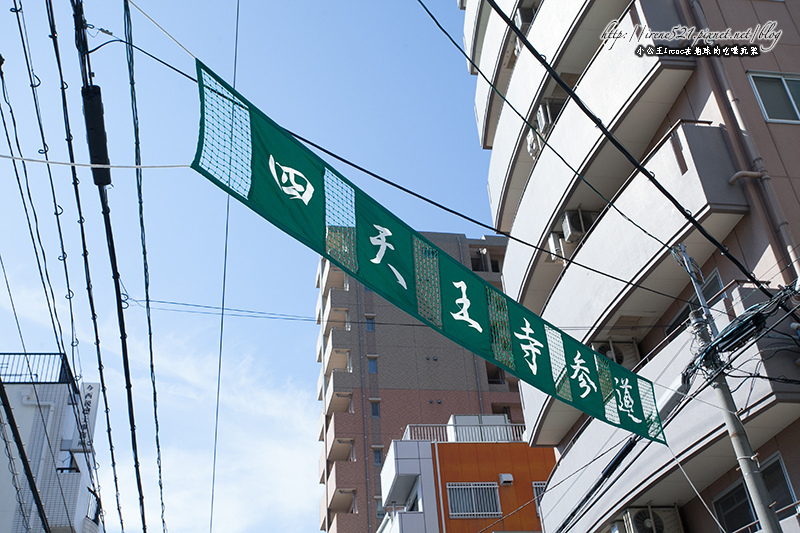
[10,0,73,358]
[209,3,241,532]
[479,0,796,323]
[413,0,672,250]
[667,444,726,532]
[72,7,729,319]
[42,0,117,526]
[127,0,195,58]
[74,20,734,318]
[122,1,168,531]
[70,0,150,529]
[532,281,799,532]
[0,409,31,532]
[0,153,191,168]
[0,45,77,532]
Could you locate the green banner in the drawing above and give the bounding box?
[190,60,666,444]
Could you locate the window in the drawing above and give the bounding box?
[446,482,502,518]
[486,362,506,384]
[713,454,796,532]
[750,73,800,122]
[370,401,380,418]
[365,316,375,332]
[373,449,383,466]
[666,270,723,335]
[368,357,378,374]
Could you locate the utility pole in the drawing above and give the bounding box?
[73,3,148,530]
[678,244,782,533]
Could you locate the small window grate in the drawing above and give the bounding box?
[446,482,502,518]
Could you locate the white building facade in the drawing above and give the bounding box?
[0,353,101,533]
[458,0,800,532]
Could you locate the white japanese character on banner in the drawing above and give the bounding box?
[614,377,643,423]
[570,351,597,398]
[269,154,315,205]
[451,281,483,332]
[369,225,407,289]
[514,318,544,375]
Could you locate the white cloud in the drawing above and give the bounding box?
[94,328,323,533]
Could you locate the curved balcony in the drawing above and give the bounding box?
[472,0,516,149]
[523,122,748,446]
[463,0,490,75]
[487,0,630,231]
[503,0,695,309]
[536,295,800,532]
[544,123,748,342]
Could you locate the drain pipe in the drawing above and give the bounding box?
[729,170,800,282]
[690,1,800,284]
[355,281,372,532]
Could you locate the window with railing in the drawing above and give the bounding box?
[446,482,502,518]
[713,453,797,533]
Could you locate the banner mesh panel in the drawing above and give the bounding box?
[196,69,252,198]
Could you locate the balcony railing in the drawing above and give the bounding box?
[402,423,525,443]
[0,353,68,383]
[731,500,800,533]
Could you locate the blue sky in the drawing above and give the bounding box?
[0,1,491,532]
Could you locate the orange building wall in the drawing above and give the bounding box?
[432,442,556,533]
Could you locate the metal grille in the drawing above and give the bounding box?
[545,325,571,401]
[324,169,358,271]
[486,289,514,369]
[403,423,525,442]
[446,482,502,518]
[532,481,547,517]
[196,69,252,198]
[413,237,441,327]
[0,353,66,383]
[594,354,620,424]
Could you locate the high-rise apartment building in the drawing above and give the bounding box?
[458,0,800,532]
[0,353,101,533]
[316,232,524,533]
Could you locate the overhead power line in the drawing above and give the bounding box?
[71,1,149,531]
[121,1,169,531]
[78,16,727,318]
[480,0,795,321]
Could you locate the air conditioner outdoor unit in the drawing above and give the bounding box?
[536,104,551,134]
[591,342,640,370]
[561,210,599,243]
[546,232,564,262]
[622,507,682,533]
[526,128,542,159]
[537,98,566,133]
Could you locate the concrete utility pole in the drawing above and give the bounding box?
[679,244,782,533]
